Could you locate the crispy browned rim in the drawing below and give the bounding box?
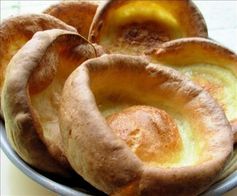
[233,125,237,143]
[89,0,208,45]
[60,54,233,195]
[44,1,98,38]
[1,29,96,175]
[149,37,237,64]
[0,14,76,113]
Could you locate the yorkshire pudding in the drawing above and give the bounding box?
[89,0,207,55]
[60,54,233,195]
[148,38,237,131]
[148,38,237,180]
[0,14,76,110]
[1,29,97,175]
[44,1,98,38]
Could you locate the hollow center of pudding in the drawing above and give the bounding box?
[29,42,96,158]
[118,21,171,46]
[178,64,237,124]
[106,105,183,166]
[100,1,182,54]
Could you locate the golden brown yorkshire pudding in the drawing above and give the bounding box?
[44,1,98,38]
[148,38,237,138]
[60,54,233,195]
[148,38,237,181]
[1,29,97,175]
[0,14,76,109]
[89,0,207,55]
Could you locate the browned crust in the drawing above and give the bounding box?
[89,0,208,50]
[0,14,76,113]
[60,54,233,195]
[44,1,98,38]
[1,29,96,175]
[106,105,183,165]
[149,37,237,64]
[232,122,237,143]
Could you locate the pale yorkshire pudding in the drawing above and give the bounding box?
[148,38,237,180]
[0,14,76,110]
[44,1,98,38]
[60,54,233,195]
[1,29,97,175]
[148,38,237,132]
[89,0,207,55]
